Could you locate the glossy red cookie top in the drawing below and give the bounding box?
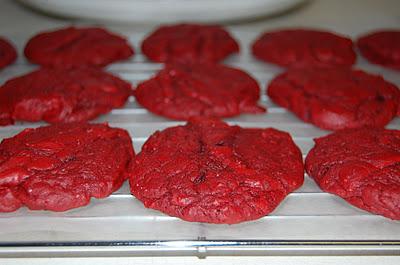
[306,128,400,220]
[0,37,17,70]
[267,67,399,130]
[252,29,356,68]
[0,66,132,126]
[134,62,265,120]
[24,27,134,67]
[357,30,400,70]
[0,123,134,212]
[141,24,239,63]
[130,117,304,224]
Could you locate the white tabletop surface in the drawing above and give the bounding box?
[0,0,399,264]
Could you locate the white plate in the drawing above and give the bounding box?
[18,0,305,23]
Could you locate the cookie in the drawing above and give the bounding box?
[0,37,17,70]
[305,128,400,220]
[252,29,356,68]
[267,67,400,130]
[134,62,265,120]
[130,117,304,224]
[0,67,132,126]
[141,24,239,63]
[357,30,400,70]
[0,123,134,212]
[24,26,134,67]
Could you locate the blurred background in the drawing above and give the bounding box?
[0,0,399,36]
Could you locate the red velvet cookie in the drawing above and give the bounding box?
[357,30,400,70]
[0,37,17,70]
[305,128,400,220]
[130,118,304,224]
[141,24,239,63]
[267,67,400,130]
[0,123,134,212]
[252,29,356,68]
[134,62,265,120]
[0,67,132,126]
[24,27,134,67]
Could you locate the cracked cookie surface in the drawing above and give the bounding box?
[0,123,134,212]
[141,24,239,63]
[267,67,400,130]
[134,62,265,120]
[305,128,400,220]
[24,27,134,67]
[252,29,356,68]
[0,66,132,126]
[130,117,304,224]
